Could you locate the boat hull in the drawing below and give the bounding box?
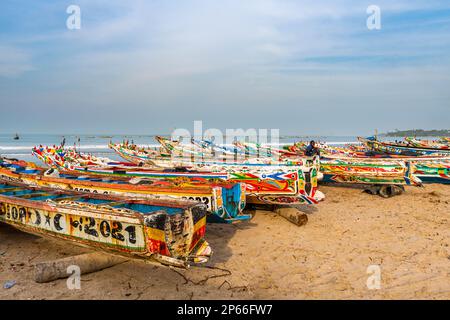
[359,137,450,156]
[33,147,325,206]
[0,181,212,267]
[6,158,249,224]
[320,159,422,186]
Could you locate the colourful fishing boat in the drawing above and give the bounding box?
[404,137,450,149]
[358,136,450,156]
[111,138,312,168]
[1,158,249,223]
[33,147,325,206]
[412,160,450,184]
[133,137,300,163]
[320,155,449,185]
[320,158,422,186]
[233,141,298,159]
[0,180,211,268]
[109,142,324,205]
[440,137,450,144]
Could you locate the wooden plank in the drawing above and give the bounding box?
[0,187,26,193]
[15,192,53,199]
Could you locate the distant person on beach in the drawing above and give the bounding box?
[61,136,66,147]
[305,140,320,157]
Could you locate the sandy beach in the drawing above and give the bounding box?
[1,183,449,300]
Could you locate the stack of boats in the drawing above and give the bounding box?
[1,134,448,268]
[285,136,449,187]
[0,137,325,268]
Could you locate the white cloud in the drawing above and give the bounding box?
[1,0,449,133]
[0,46,33,77]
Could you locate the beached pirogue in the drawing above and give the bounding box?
[283,138,449,186]
[358,136,450,156]
[33,145,324,205]
[0,158,248,223]
[320,157,449,184]
[121,137,429,196]
[319,159,421,185]
[0,180,211,268]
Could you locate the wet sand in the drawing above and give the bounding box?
[1,184,449,299]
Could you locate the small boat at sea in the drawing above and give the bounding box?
[0,157,249,223]
[0,180,212,268]
[13,133,20,140]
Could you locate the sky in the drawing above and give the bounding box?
[0,0,449,135]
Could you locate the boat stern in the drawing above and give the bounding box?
[209,183,251,223]
[143,204,212,267]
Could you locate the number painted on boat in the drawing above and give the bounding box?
[181,196,211,208]
[0,202,144,250]
[73,187,109,195]
[70,187,214,211]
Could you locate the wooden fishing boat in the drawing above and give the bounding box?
[440,137,450,144]
[320,155,449,184]
[0,158,249,223]
[358,137,450,156]
[109,142,325,205]
[320,158,422,186]
[412,160,450,184]
[141,137,299,163]
[233,141,298,159]
[126,138,276,164]
[0,180,212,268]
[404,137,450,149]
[112,139,310,168]
[33,147,325,205]
[282,141,364,158]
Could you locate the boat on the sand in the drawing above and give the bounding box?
[33,146,325,206]
[0,180,212,268]
[0,157,249,223]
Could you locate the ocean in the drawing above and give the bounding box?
[0,133,440,165]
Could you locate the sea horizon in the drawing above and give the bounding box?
[0,133,443,165]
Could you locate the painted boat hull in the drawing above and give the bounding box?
[320,159,422,186]
[32,148,325,206]
[0,181,212,267]
[359,137,450,156]
[0,159,249,224]
[320,156,449,185]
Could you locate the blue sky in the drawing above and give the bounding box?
[0,0,449,135]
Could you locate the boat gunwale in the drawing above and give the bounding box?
[0,178,203,211]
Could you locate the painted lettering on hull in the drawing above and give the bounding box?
[0,202,145,250]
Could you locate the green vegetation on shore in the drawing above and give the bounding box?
[381,129,450,137]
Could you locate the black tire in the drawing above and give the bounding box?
[378,185,404,198]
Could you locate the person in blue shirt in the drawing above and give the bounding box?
[305,140,320,157]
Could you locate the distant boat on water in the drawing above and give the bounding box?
[13,133,20,140]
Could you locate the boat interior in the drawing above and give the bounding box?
[0,182,185,215]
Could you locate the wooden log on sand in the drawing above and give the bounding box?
[274,206,308,226]
[34,252,128,283]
